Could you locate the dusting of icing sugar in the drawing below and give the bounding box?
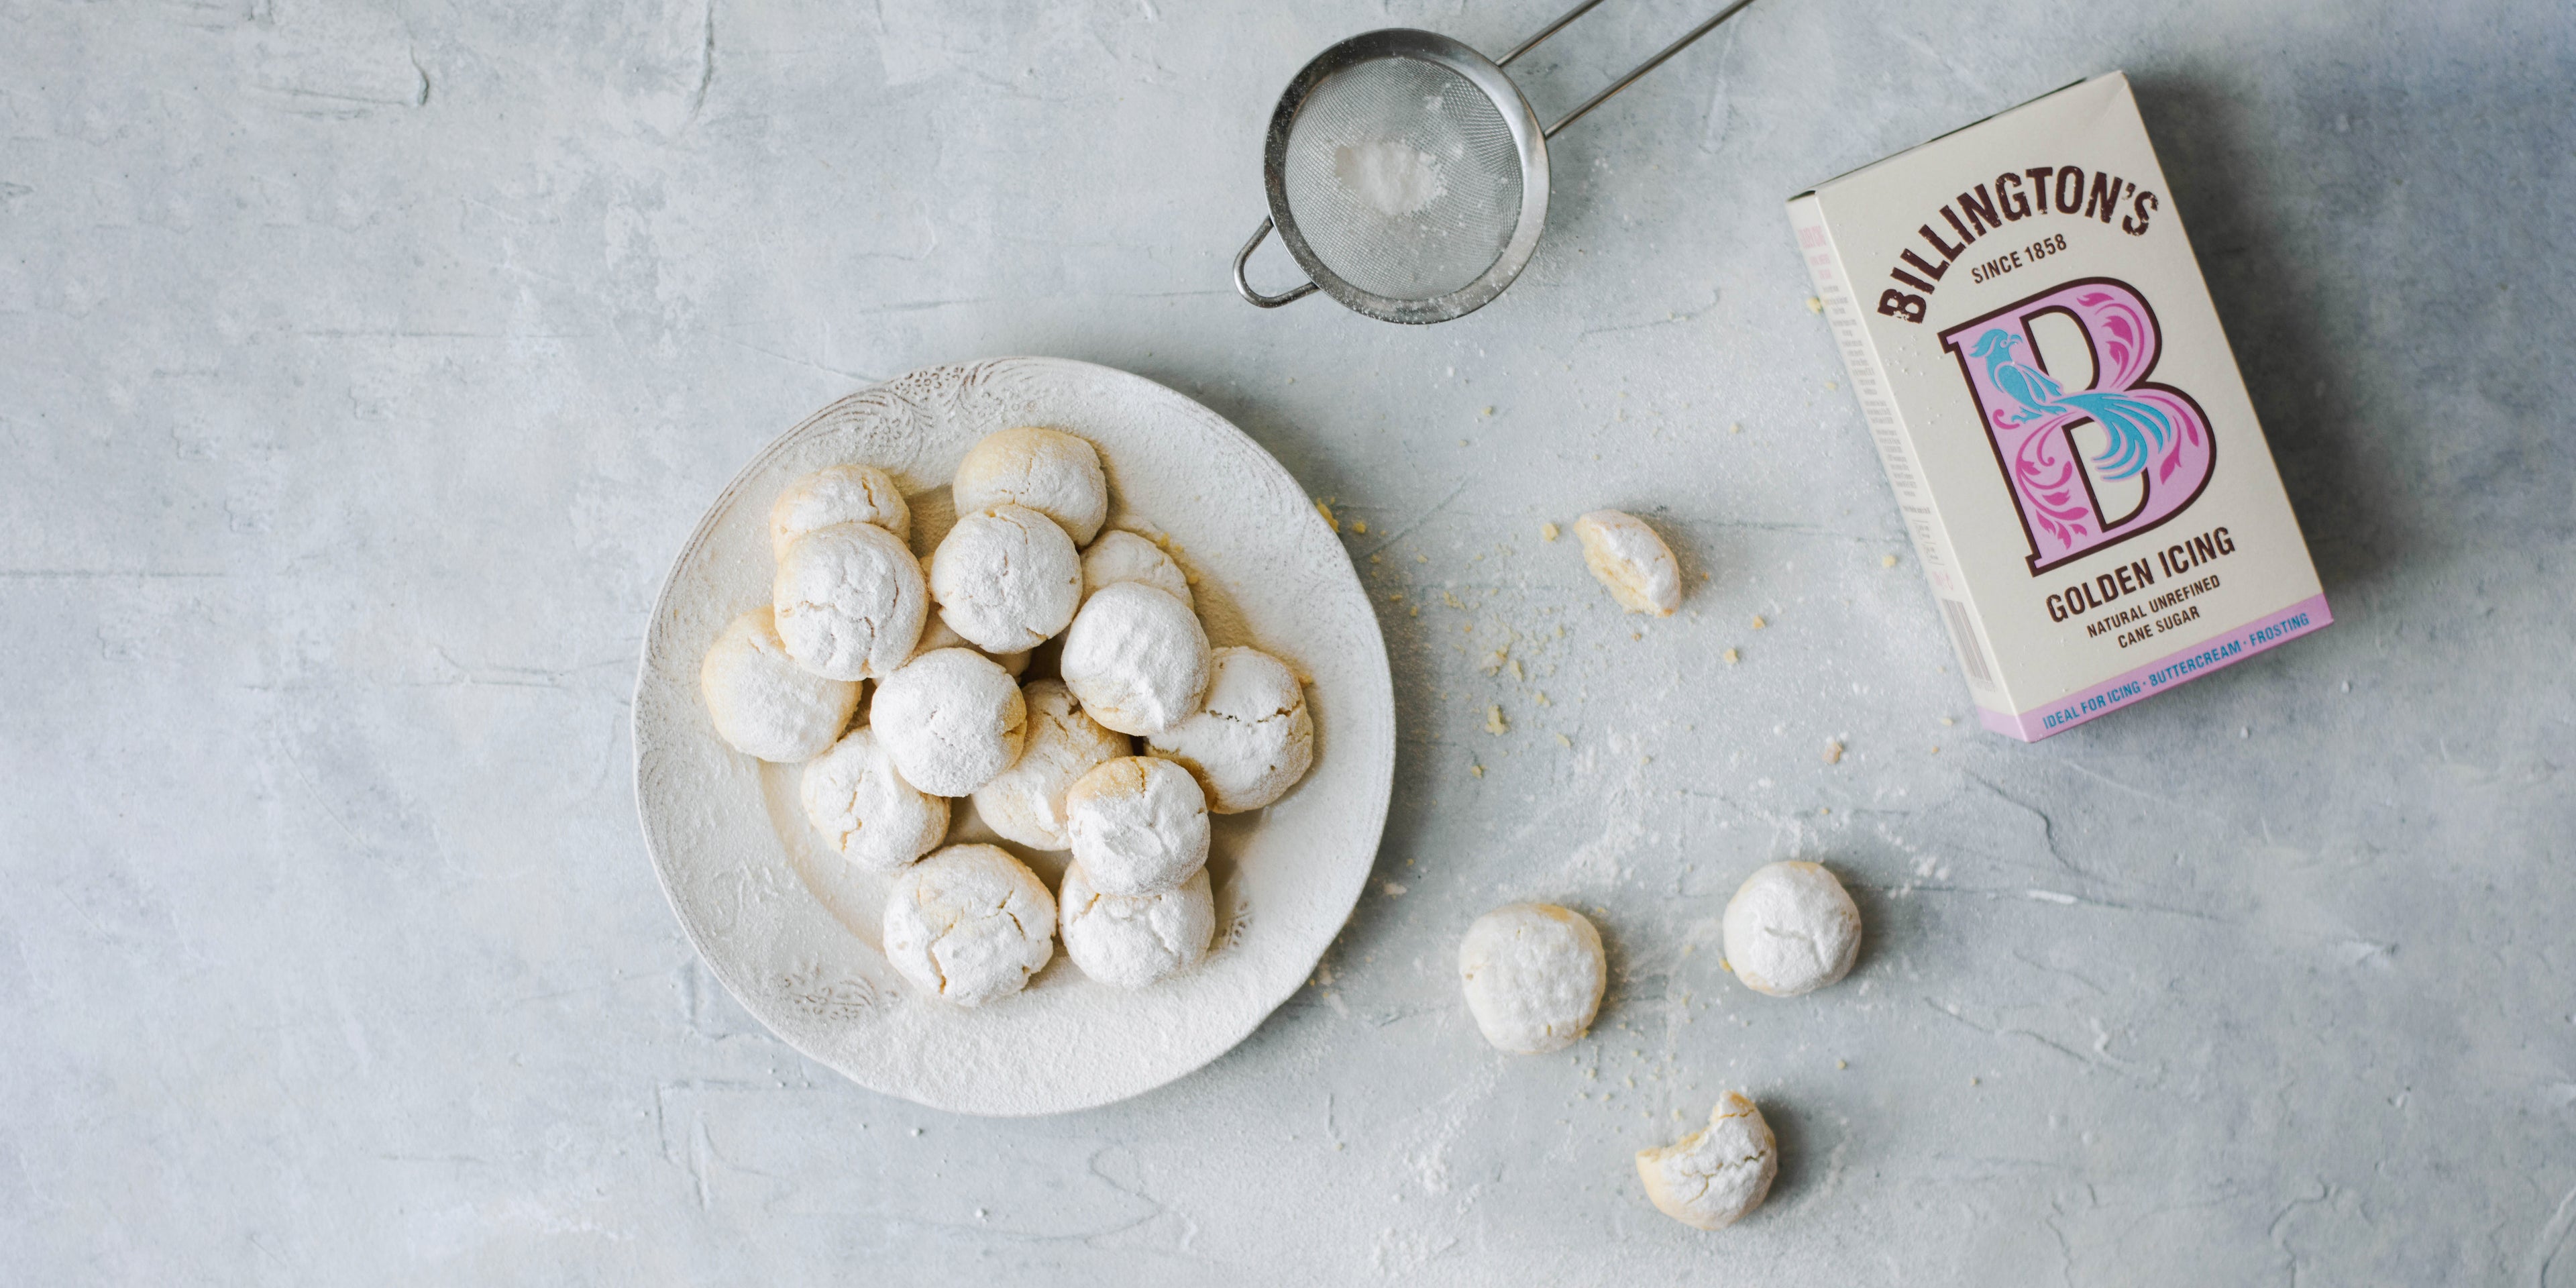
[1335,140,1445,217]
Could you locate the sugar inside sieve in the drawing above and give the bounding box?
[1234,0,1761,325]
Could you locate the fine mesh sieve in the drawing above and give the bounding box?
[1234,0,1761,324]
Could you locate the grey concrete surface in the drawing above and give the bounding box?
[5,0,2571,1281]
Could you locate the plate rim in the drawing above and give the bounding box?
[629,356,1396,1115]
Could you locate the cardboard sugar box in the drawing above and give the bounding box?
[1787,72,2328,741]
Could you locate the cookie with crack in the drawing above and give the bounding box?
[930,502,1083,653]
[973,679,1130,851]
[773,521,929,681]
[1635,1091,1777,1229]
[1146,646,1312,812]
[869,648,1028,796]
[881,844,1056,1006]
[1058,863,1214,988]
[1721,860,1862,997]
[798,724,949,871]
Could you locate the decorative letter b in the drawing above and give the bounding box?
[1939,278,2216,574]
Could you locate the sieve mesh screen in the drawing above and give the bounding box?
[1279,56,1525,302]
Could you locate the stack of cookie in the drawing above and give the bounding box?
[697,427,1317,1006]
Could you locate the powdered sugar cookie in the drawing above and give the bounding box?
[1574,509,1682,616]
[1457,903,1604,1054]
[973,680,1130,851]
[881,844,1056,1007]
[699,608,861,762]
[1722,861,1862,997]
[769,464,909,559]
[1146,646,1313,813]
[953,426,1110,545]
[799,724,949,871]
[1058,863,1215,988]
[773,521,929,681]
[1636,1092,1778,1230]
[869,648,1028,796]
[1059,582,1211,737]
[1080,529,1193,609]
[930,503,1083,653]
[1063,755,1209,895]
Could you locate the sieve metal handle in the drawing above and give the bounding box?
[1500,0,1761,138]
[1233,218,1320,308]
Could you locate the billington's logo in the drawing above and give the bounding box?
[1939,278,2216,574]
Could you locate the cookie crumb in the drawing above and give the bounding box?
[1723,648,1740,665]
[1470,763,1485,778]
[1540,521,1561,542]
[1313,498,1338,532]
[1823,741,1843,765]
[1881,553,1898,568]
[1750,614,1767,630]
[1805,296,1823,313]
[1352,519,1368,535]
[1485,705,1509,735]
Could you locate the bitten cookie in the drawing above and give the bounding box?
[773,521,930,681]
[1722,860,1862,997]
[881,844,1056,1006]
[700,608,862,762]
[1574,509,1682,616]
[953,426,1110,545]
[1063,756,1210,895]
[929,503,1083,653]
[1146,646,1313,813]
[973,679,1130,851]
[1456,903,1605,1054]
[798,724,950,871]
[1059,582,1211,737]
[869,648,1029,796]
[1636,1092,1778,1230]
[769,464,910,559]
[1079,529,1193,609]
[1057,863,1215,988]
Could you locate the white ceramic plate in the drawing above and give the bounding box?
[633,358,1395,1116]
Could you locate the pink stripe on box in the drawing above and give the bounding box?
[1978,594,2332,742]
